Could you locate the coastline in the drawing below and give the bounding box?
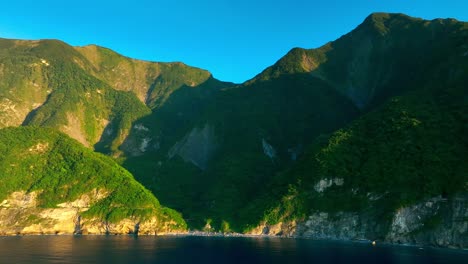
[1,230,466,251]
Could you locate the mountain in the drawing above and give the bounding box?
[252,13,467,109]
[0,37,226,154]
[0,12,466,247]
[234,13,468,247]
[122,73,359,230]
[121,13,468,239]
[243,84,467,247]
[0,127,185,235]
[74,44,215,108]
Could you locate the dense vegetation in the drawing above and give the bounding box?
[123,73,359,230]
[253,13,468,109]
[0,37,219,155]
[0,127,186,228]
[123,13,468,231]
[75,44,214,108]
[240,84,467,231]
[23,52,151,152]
[234,13,468,231]
[0,13,466,236]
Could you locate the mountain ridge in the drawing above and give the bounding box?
[0,12,466,247]
[0,36,229,154]
[250,12,467,109]
[118,12,467,245]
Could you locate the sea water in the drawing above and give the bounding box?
[0,235,466,263]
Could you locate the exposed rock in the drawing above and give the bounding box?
[386,195,467,248]
[139,138,151,152]
[61,112,89,147]
[0,98,31,128]
[0,189,183,236]
[247,221,296,237]
[82,217,181,235]
[0,191,39,208]
[119,132,160,157]
[168,124,217,170]
[262,195,467,248]
[40,59,50,66]
[262,138,276,160]
[314,178,344,192]
[295,212,371,240]
[101,119,111,135]
[133,124,149,131]
[367,192,385,201]
[27,142,49,154]
[203,221,213,232]
[74,215,82,234]
[56,189,109,208]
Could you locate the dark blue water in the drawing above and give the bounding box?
[0,235,466,264]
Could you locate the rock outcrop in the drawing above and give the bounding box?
[249,195,467,248]
[0,190,183,236]
[168,124,217,170]
[385,195,467,248]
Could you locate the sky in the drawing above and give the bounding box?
[0,0,467,83]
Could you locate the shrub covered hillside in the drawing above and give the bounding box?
[121,13,468,236]
[235,14,467,247]
[0,127,186,235]
[0,37,223,155]
[252,13,468,109]
[242,78,467,247]
[123,73,359,230]
[0,12,466,247]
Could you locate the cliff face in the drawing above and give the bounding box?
[0,127,187,235]
[0,190,180,235]
[249,195,467,248]
[168,124,217,170]
[385,195,467,247]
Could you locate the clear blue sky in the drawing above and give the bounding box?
[1,0,466,83]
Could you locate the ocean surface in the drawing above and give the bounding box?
[0,235,466,264]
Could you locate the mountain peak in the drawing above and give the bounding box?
[363,12,415,24]
[358,12,420,35]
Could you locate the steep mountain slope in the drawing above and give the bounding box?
[74,44,213,107]
[121,63,365,228]
[0,12,465,248]
[233,14,468,247]
[0,39,51,127]
[0,127,185,235]
[123,73,358,229]
[246,82,467,247]
[121,13,468,237]
[0,37,224,154]
[252,13,468,109]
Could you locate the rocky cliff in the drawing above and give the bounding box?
[0,127,187,235]
[249,195,467,248]
[0,190,182,235]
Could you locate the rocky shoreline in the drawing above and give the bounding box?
[1,230,467,252]
[1,191,466,250]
